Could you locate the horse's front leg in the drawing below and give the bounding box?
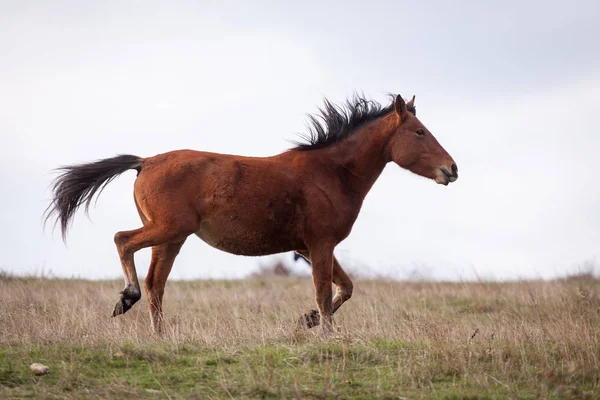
[306,245,335,336]
[299,251,354,329]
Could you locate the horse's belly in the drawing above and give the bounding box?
[194,218,302,256]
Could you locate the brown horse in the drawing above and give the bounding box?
[44,94,458,335]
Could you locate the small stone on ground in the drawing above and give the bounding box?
[30,363,49,376]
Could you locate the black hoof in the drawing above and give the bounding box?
[300,309,320,329]
[111,288,141,317]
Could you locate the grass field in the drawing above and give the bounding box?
[1,273,599,399]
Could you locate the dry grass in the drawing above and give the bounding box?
[1,273,599,398]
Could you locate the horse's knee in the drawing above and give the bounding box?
[341,280,353,301]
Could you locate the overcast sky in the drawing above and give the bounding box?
[1,0,599,281]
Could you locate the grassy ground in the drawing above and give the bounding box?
[1,274,599,399]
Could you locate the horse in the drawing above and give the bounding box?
[44,93,458,335]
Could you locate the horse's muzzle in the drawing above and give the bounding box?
[435,164,458,186]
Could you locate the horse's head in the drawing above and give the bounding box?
[387,95,457,185]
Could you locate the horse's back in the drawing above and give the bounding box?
[134,149,309,255]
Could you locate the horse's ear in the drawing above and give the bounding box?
[406,95,416,115]
[394,95,407,119]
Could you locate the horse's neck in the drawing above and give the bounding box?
[328,117,393,198]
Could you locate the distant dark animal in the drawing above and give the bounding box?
[294,252,310,265]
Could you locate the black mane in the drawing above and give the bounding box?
[292,94,415,151]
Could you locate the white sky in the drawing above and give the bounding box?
[1,0,599,281]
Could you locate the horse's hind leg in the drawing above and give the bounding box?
[299,251,354,329]
[112,223,192,318]
[112,227,144,317]
[144,240,186,334]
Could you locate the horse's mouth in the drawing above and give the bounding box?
[435,167,458,186]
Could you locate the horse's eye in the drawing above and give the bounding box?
[416,129,425,136]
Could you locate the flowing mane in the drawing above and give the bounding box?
[293,94,416,151]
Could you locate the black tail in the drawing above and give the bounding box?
[44,154,143,241]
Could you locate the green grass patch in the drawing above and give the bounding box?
[2,340,597,399]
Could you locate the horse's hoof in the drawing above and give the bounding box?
[111,289,140,317]
[112,299,124,317]
[300,309,320,329]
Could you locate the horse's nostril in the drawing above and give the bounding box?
[450,163,458,175]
